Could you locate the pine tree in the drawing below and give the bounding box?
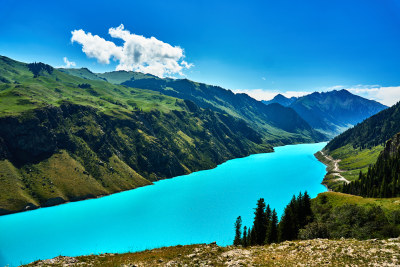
[264,204,272,243]
[278,204,295,242]
[233,216,242,246]
[242,226,248,247]
[248,227,253,246]
[250,227,256,246]
[302,191,313,226]
[266,209,278,244]
[253,198,268,245]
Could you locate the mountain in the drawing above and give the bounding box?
[262,94,297,107]
[58,67,107,81]
[264,90,387,138]
[322,100,400,193]
[0,56,273,215]
[340,131,400,197]
[65,70,325,144]
[325,100,400,151]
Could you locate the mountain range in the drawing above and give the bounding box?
[0,56,324,215]
[323,100,400,197]
[263,90,387,138]
[0,55,392,215]
[60,68,324,144]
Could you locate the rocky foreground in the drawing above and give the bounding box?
[26,238,400,266]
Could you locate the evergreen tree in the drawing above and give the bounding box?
[264,204,272,243]
[278,203,295,242]
[250,227,256,246]
[253,198,268,245]
[302,191,313,226]
[242,226,248,247]
[233,216,242,246]
[266,209,278,244]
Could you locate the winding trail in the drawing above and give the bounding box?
[320,151,350,184]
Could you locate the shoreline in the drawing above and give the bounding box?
[0,147,276,217]
[315,150,350,191]
[1,142,326,217]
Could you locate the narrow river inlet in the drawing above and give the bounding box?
[0,142,327,267]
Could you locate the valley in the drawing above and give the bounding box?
[2,2,400,266]
[0,55,399,267]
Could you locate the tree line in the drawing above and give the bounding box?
[28,62,53,78]
[233,191,313,246]
[325,100,400,152]
[234,192,400,246]
[339,138,400,198]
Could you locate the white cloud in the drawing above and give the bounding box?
[58,57,76,68]
[71,24,192,77]
[346,86,400,106]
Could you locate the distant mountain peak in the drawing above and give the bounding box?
[275,89,388,138]
[262,94,297,107]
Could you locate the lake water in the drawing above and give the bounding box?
[0,142,327,267]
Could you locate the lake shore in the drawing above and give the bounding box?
[314,150,349,191]
[0,143,327,267]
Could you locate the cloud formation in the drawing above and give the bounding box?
[71,24,192,77]
[60,57,76,68]
[346,86,400,107]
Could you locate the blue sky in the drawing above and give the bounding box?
[1,0,400,104]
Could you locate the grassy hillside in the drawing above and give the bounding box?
[313,192,400,214]
[0,56,272,215]
[61,68,325,144]
[328,144,383,181]
[321,101,400,193]
[326,100,400,152]
[340,132,400,198]
[122,77,325,144]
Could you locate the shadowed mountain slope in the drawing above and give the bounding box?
[0,56,272,215]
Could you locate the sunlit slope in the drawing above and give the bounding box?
[61,68,325,144]
[0,56,271,214]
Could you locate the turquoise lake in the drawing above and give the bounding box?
[0,142,327,267]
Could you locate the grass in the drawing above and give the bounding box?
[327,144,383,182]
[314,191,400,213]
[0,56,275,215]
[0,150,152,214]
[0,57,184,118]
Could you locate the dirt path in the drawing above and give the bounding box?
[320,151,350,184]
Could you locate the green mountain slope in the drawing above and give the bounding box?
[64,70,325,144]
[264,90,387,138]
[322,101,400,192]
[340,132,400,197]
[0,56,271,215]
[326,101,400,151]
[58,68,107,81]
[122,77,326,144]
